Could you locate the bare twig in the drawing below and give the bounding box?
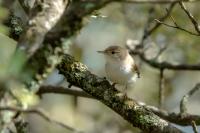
[116,0,198,4]
[180,83,200,115]
[154,19,200,36]
[191,121,198,133]
[153,44,168,60]
[0,106,83,133]
[37,85,92,98]
[159,69,165,108]
[179,2,200,34]
[137,101,200,126]
[167,8,178,26]
[128,49,200,71]
[83,0,199,3]
[85,0,199,3]
[140,7,156,45]
[141,3,176,43]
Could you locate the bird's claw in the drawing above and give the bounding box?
[115,92,128,101]
[111,82,117,88]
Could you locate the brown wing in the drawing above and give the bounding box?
[132,64,140,78]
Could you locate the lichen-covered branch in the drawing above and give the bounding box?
[57,54,183,133]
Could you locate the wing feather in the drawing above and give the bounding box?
[132,64,140,78]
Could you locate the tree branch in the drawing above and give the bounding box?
[37,85,92,98]
[154,19,200,36]
[57,54,184,133]
[125,0,198,3]
[140,3,176,46]
[0,106,83,133]
[114,0,198,4]
[138,101,200,126]
[37,85,200,126]
[179,2,200,34]
[17,0,69,58]
[191,121,198,133]
[128,49,200,71]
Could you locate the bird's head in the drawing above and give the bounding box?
[97,45,128,62]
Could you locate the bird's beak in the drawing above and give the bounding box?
[97,50,105,54]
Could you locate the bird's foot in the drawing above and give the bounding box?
[122,93,128,100]
[111,82,117,88]
[115,92,127,101]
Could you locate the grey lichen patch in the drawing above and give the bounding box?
[103,90,110,101]
[61,55,87,72]
[139,114,158,125]
[71,62,88,72]
[124,100,136,109]
[58,55,90,88]
[133,109,169,131]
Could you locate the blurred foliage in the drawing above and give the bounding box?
[0,3,39,132]
[15,120,29,133]
[0,6,9,35]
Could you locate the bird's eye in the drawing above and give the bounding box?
[111,51,115,54]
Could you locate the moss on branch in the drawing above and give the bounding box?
[58,54,184,133]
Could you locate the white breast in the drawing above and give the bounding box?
[105,61,137,85]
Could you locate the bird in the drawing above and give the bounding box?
[97,45,140,96]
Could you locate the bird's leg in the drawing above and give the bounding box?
[133,64,140,78]
[111,82,117,88]
[122,84,128,99]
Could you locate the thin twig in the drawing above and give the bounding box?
[159,69,165,108]
[140,7,156,45]
[167,8,178,27]
[0,106,83,133]
[132,51,200,71]
[37,85,92,98]
[141,3,176,43]
[180,83,200,115]
[117,0,198,4]
[179,2,200,34]
[155,19,200,36]
[191,121,198,133]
